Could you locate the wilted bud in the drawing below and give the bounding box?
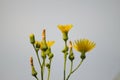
[30,56,33,66]
[29,34,35,44]
[42,29,46,40]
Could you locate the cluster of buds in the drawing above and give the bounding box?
[29,29,55,80]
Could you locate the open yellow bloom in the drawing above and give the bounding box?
[58,24,73,41]
[73,39,96,53]
[46,41,55,48]
[58,24,73,33]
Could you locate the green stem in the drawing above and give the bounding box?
[70,61,73,73]
[42,59,45,73]
[47,60,52,80]
[66,60,84,80]
[35,76,39,80]
[64,40,68,80]
[32,44,42,67]
[41,66,43,80]
[41,58,45,80]
[32,44,42,80]
[64,55,67,80]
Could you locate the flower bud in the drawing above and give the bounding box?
[35,41,40,51]
[30,56,37,77]
[49,53,54,60]
[45,48,51,55]
[46,63,50,69]
[29,34,35,44]
[31,66,37,77]
[35,41,40,48]
[41,40,48,51]
[69,54,74,61]
[41,51,46,59]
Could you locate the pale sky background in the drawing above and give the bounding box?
[0,0,120,80]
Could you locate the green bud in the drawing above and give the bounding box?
[34,41,40,51]
[49,53,54,60]
[63,32,68,41]
[46,63,50,69]
[69,54,74,61]
[41,51,46,59]
[31,66,37,77]
[45,48,51,55]
[29,34,35,44]
[41,40,48,51]
[35,41,40,48]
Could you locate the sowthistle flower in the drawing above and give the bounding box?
[46,41,55,48]
[58,24,73,41]
[73,39,96,60]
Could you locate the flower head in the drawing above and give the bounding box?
[73,39,96,53]
[58,24,73,41]
[58,24,73,33]
[46,41,55,48]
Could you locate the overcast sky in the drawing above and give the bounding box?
[0,0,120,80]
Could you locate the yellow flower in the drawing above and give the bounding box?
[58,24,73,41]
[58,24,73,33]
[73,39,96,53]
[46,41,55,48]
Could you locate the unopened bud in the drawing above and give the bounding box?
[29,34,35,44]
[41,51,46,59]
[35,41,40,51]
[31,66,37,77]
[49,53,54,60]
[46,63,50,69]
[69,54,74,61]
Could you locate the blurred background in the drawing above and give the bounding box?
[0,0,120,80]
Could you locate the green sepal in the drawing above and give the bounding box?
[62,32,68,41]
